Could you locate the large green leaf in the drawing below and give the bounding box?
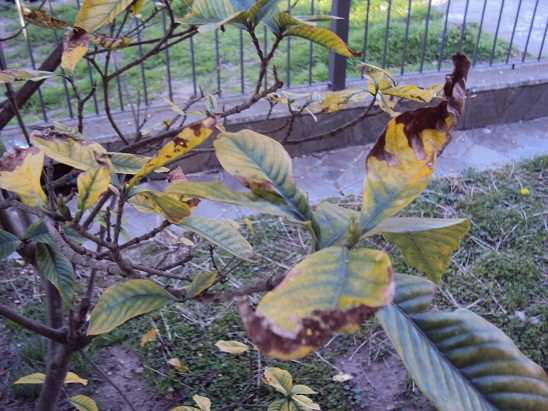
[369,217,469,284]
[180,216,253,261]
[36,243,75,308]
[214,130,319,240]
[239,247,394,360]
[88,279,176,335]
[377,275,548,411]
[360,54,469,233]
[75,0,133,33]
[0,230,21,261]
[128,190,191,224]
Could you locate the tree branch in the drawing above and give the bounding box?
[0,303,66,344]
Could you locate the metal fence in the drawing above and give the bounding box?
[1,0,546,126]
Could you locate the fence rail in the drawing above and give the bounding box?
[0,0,546,127]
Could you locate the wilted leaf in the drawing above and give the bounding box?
[263,367,293,395]
[214,130,319,241]
[24,9,68,30]
[267,399,291,411]
[52,121,84,140]
[32,130,109,171]
[90,33,131,49]
[286,23,360,58]
[0,69,56,84]
[75,0,133,33]
[179,216,253,261]
[215,340,249,354]
[0,230,21,261]
[87,279,176,335]
[61,27,90,73]
[332,372,353,383]
[128,0,144,15]
[239,247,394,360]
[128,190,191,224]
[377,275,548,411]
[77,161,111,215]
[185,270,217,299]
[128,117,217,188]
[140,328,159,346]
[375,218,469,284]
[36,243,75,308]
[360,53,469,233]
[164,96,186,116]
[168,358,190,372]
[67,395,98,411]
[0,147,47,208]
[381,84,437,103]
[193,395,211,411]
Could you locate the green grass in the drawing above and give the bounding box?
[2,0,515,124]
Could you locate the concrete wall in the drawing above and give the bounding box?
[1,61,546,174]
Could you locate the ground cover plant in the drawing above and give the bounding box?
[0,0,515,123]
[0,1,547,410]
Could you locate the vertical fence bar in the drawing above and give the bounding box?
[286,0,291,88]
[419,0,432,72]
[215,31,221,95]
[400,0,412,74]
[458,0,471,52]
[437,0,452,71]
[136,22,149,105]
[361,0,371,78]
[472,0,488,66]
[522,0,540,62]
[506,0,523,63]
[162,10,173,101]
[240,29,245,94]
[489,0,506,65]
[15,0,47,122]
[538,16,548,61]
[47,0,73,119]
[381,0,392,68]
[328,0,350,90]
[308,0,314,85]
[190,36,197,97]
[263,25,268,90]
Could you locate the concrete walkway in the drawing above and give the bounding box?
[127,116,548,237]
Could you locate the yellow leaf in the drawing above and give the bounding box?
[193,394,211,411]
[75,0,134,33]
[64,372,88,385]
[164,96,186,116]
[128,190,191,224]
[186,270,217,299]
[128,0,145,15]
[243,217,254,234]
[67,395,98,411]
[381,84,436,103]
[77,161,111,214]
[128,117,217,189]
[140,328,159,346]
[332,372,353,382]
[0,147,47,208]
[291,394,321,410]
[61,27,90,73]
[308,88,369,113]
[167,358,190,372]
[32,130,109,171]
[215,340,249,354]
[263,367,292,395]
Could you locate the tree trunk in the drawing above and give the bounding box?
[35,344,74,411]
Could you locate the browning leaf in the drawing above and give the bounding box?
[90,33,131,49]
[24,9,68,30]
[61,27,90,73]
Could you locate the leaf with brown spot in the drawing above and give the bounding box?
[61,27,90,73]
[24,9,68,30]
[360,53,469,234]
[128,117,217,189]
[90,33,131,49]
[0,147,47,208]
[307,88,370,113]
[239,246,394,360]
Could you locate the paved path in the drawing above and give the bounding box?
[125,116,548,238]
